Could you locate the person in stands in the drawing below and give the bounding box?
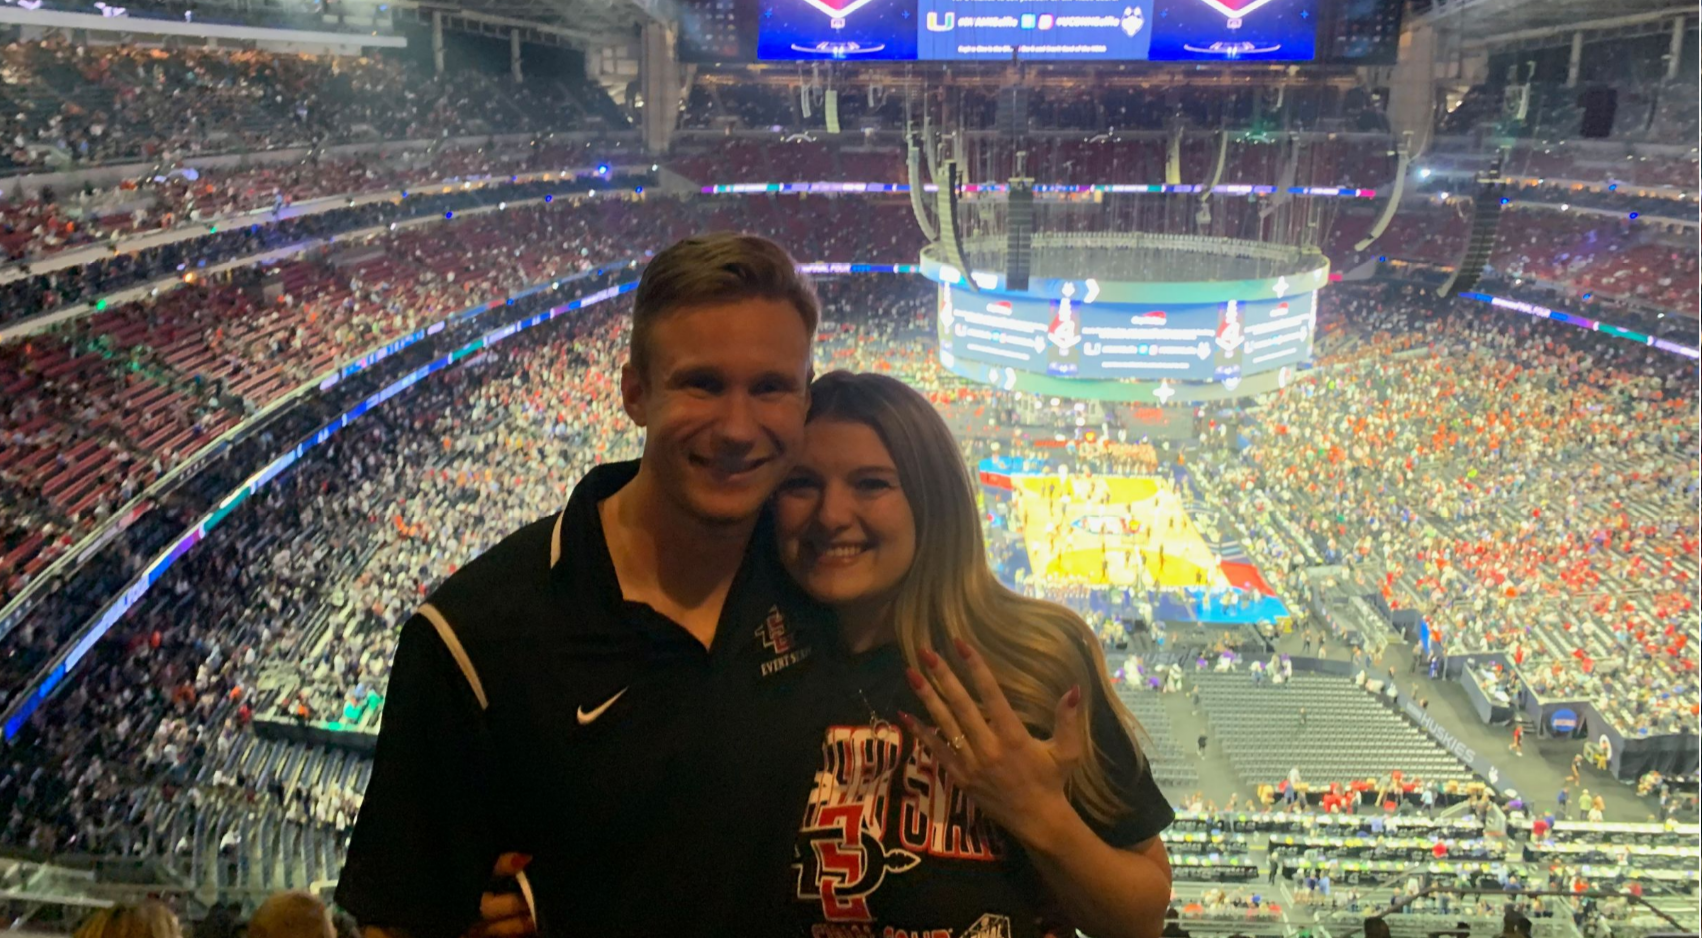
[767,371,1174,938]
[337,233,837,938]
[249,893,336,938]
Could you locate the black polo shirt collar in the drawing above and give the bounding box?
[548,458,819,669]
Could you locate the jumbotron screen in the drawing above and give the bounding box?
[709,0,1402,62]
[935,284,1316,385]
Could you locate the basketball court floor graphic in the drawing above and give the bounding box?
[1004,473,1291,626]
[1014,475,1223,588]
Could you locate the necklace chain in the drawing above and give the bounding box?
[855,684,893,731]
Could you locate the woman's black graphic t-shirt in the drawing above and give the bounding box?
[791,643,1174,938]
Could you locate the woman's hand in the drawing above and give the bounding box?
[899,637,1084,848]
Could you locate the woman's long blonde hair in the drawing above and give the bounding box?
[807,371,1146,825]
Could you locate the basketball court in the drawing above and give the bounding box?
[1010,473,1228,590]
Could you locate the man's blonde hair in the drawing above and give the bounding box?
[629,232,819,378]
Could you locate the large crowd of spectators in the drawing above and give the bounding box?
[0,34,1694,916]
[0,39,621,173]
[0,172,648,326]
[0,281,633,855]
[677,79,1389,134]
[0,139,630,264]
[669,135,1400,190]
[1201,281,1698,740]
[1325,200,1698,317]
[1498,182,1699,222]
[0,265,1695,917]
[1423,142,1699,194]
[0,190,641,592]
[1488,209,1699,312]
[0,192,924,702]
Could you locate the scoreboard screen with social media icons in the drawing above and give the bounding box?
[933,283,1317,384]
[729,0,1399,62]
[914,0,1157,61]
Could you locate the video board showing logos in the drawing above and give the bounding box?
[914,0,1157,61]
[934,284,1315,384]
[742,0,1400,61]
[684,0,1400,62]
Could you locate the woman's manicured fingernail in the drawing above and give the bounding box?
[953,637,974,660]
[897,709,918,725]
[1064,685,1082,708]
[920,647,941,669]
[906,668,926,691]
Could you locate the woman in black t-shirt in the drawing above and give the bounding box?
[771,371,1175,938]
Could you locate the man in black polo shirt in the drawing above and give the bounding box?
[335,233,833,938]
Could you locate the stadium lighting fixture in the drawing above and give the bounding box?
[499,202,507,210]
[1418,167,1432,178]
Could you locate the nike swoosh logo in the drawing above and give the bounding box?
[576,688,628,725]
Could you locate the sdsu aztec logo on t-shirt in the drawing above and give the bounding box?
[793,723,1016,937]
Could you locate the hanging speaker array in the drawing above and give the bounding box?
[1005,177,1034,292]
[1436,149,1508,298]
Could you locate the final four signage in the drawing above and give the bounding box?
[1191,0,1279,28]
[801,0,875,28]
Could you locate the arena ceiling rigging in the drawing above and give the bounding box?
[389,0,654,48]
[1409,0,1692,45]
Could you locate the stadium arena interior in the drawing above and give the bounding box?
[0,0,1696,935]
